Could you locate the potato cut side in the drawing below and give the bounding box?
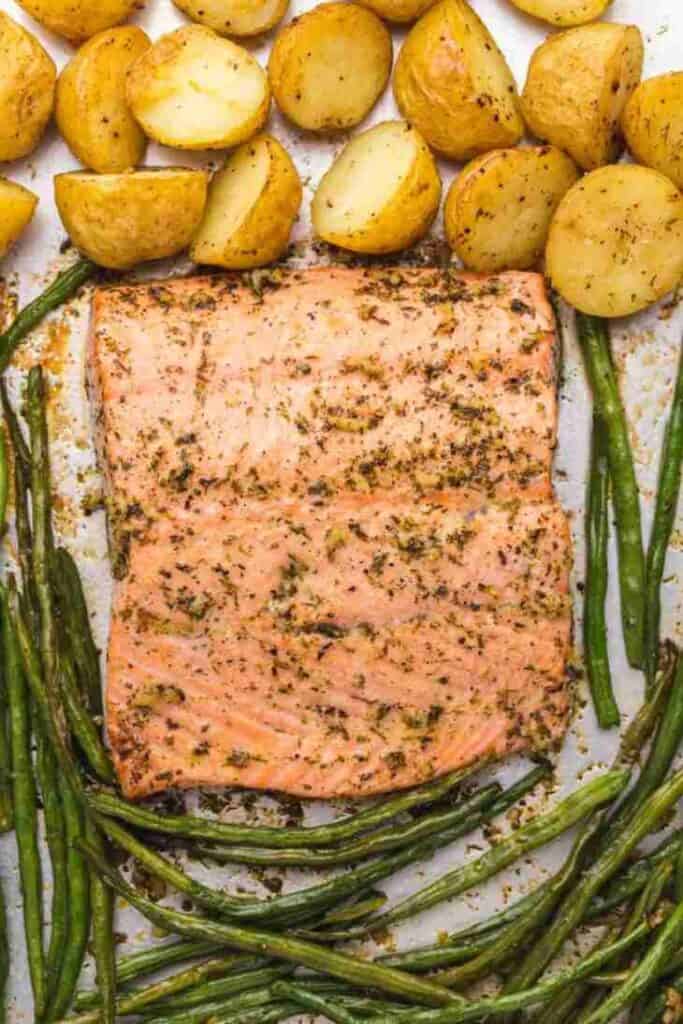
[445,146,580,272]
[547,165,683,318]
[393,0,524,162]
[622,73,683,191]
[0,13,56,163]
[357,0,436,23]
[0,179,38,260]
[506,0,612,27]
[126,25,270,150]
[56,27,150,174]
[55,169,208,270]
[312,121,441,254]
[268,3,392,132]
[191,134,302,269]
[522,22,643,171]
[15,0,143,44]
[173,0,289,38]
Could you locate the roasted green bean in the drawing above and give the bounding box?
[52,547,102,717]
[272,981,364,1024]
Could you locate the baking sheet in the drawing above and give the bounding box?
[1,0,682,1018]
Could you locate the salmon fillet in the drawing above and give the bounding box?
[89,266,572,799]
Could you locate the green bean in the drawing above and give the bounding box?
[94,783,503,928]
[585,415,619,727]
[580,900,683,1024]
[0,259,97,373]
[502,765,683,996]
[271,981,365,1024]
[1,585,46,1016]
[321,891,388,927]
[47,778,90,1021]
[57,654,113,782]
[639,974,683,1024]
[377,929,505,974]
[645,339,683,686]
[435,815,602,988]
[193,783,502,868]
[589,828,683,919]
[86,819,116,1024]
[138,965,295,1013]
[601,652,683,847]
[142,988,284,1024]
[577,313,645,668]
[80,840,460,1009]
[87,761,480,849]
[0,870,8,1021]
[344,769,628,935]
[52,547,102,717]
[2,381,38,626]
[0,430,10,833]
[37,728,68,1003]
[614,641,677,767]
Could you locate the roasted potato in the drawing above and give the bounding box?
[622,73,683,191]
[445,146,580,272]
[56,27,150,174]
[393,0,525,162]
[312,120,441,254]
[505,0,611,27]
[14,0,144,44]
[356,0,437,24]
[268,3,392,133]
[126,25,270,150]
[522,23,643,171]
[0,13,56,162]
[191,134,301,269]
[54,169,208,270]
[546,165,683,318]
[173,0,289,38]
[0,179,38,259]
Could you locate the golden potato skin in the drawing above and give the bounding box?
[312,121,441,254]
[15,0,144,44]
[393,0,525,162]
[173,0,289,38]
[191,134,302,269]
[522,22,643,171]
[126,25,270,150]
[355,0,435,25]
[54,170,208,270]
[445,146,580,272]
[622,73,683,191]
[505,0,612,27]
[0,179,38,259]
[546,165,683,318]
[56,27,150,173]
[0,13,56,162]
[268,3,392,132]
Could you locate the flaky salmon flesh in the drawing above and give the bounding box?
[89,266,572,799]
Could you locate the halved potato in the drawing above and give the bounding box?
[312,121,441,254]
[0,13,56,162]
[505,0,612,27]
[546,165,683,318]
[622,73,683,192]
[356,0,437,24]
[56,27,150,173]
[445,146,580,272]
[54,169,208,270]
[522,23,643,171]
[268,3,392,133]
[173,0,289,38]
[191,134,302,269]
[0,179,38,259]
[393,0,525,162]
[15,0,144,44]
[126,25,270,150]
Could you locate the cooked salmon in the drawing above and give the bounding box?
[89,266,572,799]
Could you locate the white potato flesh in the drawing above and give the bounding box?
[546,165,683,318]
[54,169,208,270]
[268,3,392,133]
[506,0,612,27]
[0,179,38,259]
[173,0,289,38]
[14,0,143,44]
[445,146,580,272]
[0,13,56,162]
[126,25,270,150]
[312,120,441,254]
[622,73,683,191]
[191,133,302,269]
